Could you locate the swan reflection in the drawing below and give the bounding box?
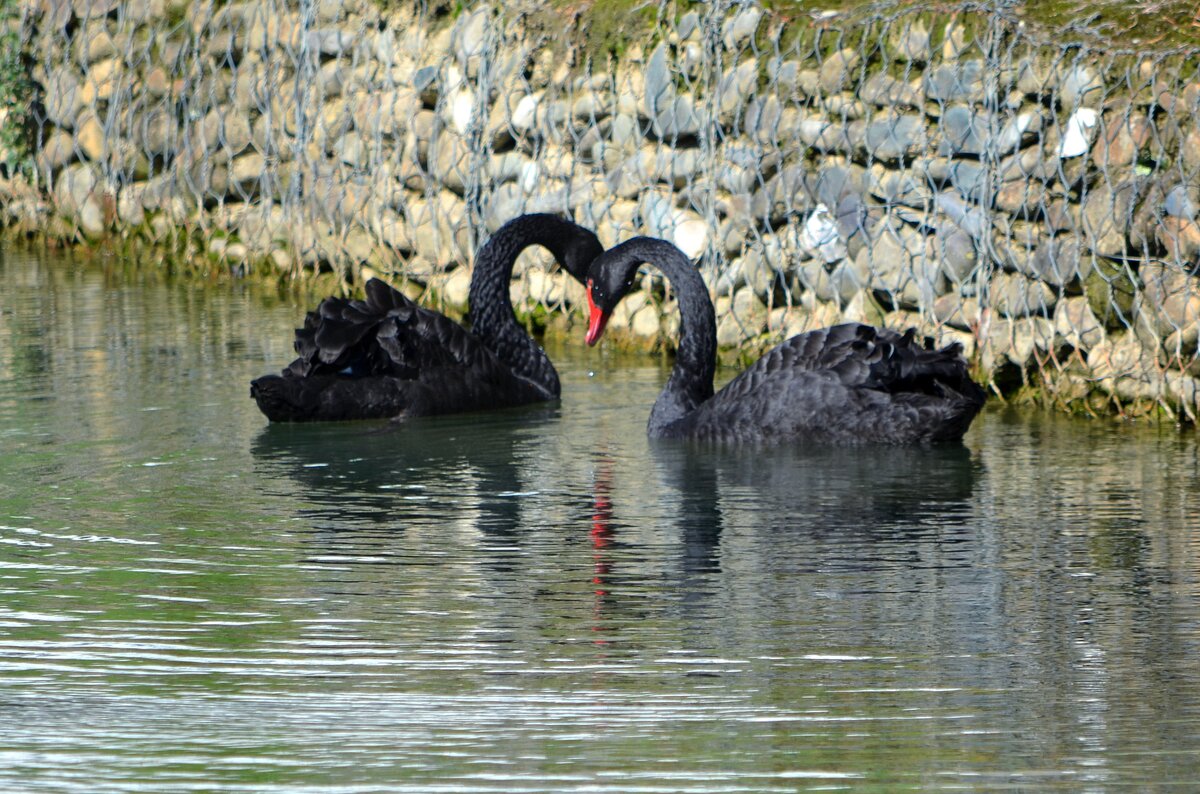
[651,440,982,575]
[250,403,562,542]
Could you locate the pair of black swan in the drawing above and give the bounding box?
[252,217,984,444]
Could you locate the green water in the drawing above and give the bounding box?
[2,246,1200,791]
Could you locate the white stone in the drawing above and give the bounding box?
[511,93,541,133]
[673,217,708,259]
[801,203,846,264]
[1059,108,1098,158]
[449,87,475,136]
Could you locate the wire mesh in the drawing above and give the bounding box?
[9,0,1200,419]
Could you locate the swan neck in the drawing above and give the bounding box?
[622,240,715,435]
[468,215,570,396]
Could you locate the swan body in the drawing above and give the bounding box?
[584,237,986,445]
[251,214,603,422]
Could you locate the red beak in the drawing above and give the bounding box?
[585,280,609,347]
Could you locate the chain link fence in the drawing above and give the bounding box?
[6,0,1200,419]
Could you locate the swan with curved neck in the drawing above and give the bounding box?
[251,213,603,422]
[585,237,985,444]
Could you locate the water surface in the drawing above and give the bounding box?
[2,247,1200,791]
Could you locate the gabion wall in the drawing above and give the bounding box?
[7,0,1200,419]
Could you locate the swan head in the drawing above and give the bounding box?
[584,240,646,346]
[558,228,604,286]
[532,214,604,286]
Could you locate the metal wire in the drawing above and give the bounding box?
[15,0,1200,418]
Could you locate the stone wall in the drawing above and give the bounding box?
[7,0,1200,419]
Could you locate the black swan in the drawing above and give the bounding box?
[583,237,986,445]
[250,213,603,422]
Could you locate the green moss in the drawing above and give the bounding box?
[0,0,32,176]
[540,0,670,63]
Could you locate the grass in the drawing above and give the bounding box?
[527,0,1200,62]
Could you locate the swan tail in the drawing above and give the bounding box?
[284,280,421,377]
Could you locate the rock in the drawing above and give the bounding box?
[923,60,984,103]
[372,209,413,254]
[932,226,977,284]
[653,93,702,139]
[1088,332,1158,397]
[794,259,837,303]
[72,0,118,19]
[863,113,926,161]
[729,239,782,295]
[1081,179,1145,257]
[752,166,811,225]
[994,180,1050,217]
[1091,110,1151,168]
[893,20,931,64]
[452,7,490,74]
[717,60,758,124]
[722,6,762,49]
[947,161,990,204]
[666,213,706,259]
[1156,216,1200,266]
[842,289,887,326]
[230,152,266,188]
[677,11,700,41]
[863,217,943,309]
[74,113,105,161]
[819,48,860,92]
[1022,235,1084,286]
[442,86,476,136]
[795,115,852,153]
[933,293,981,330]
[717,286,767,347]
[1059,108,1099,157]
[1054,296,1105,351]
[1139,262,1200,336]
[441,266,471,310]
[45,68,83,128]
[117,183,146,226]
[38,130,76,173]
[142,65,172,98]
[54,163,98,215]
[1184,127,1200,175]
[800,204,846,263]
[636,147,702,189]
[225,242,249,264]
[630,304,661,338]
[237,203,289,250]
[1084,257,1141,328]
[222,111,253,156]
[136,109,177,157]
[859,73,921,108]
[868,164,929,206]
[642,43,671,117]
[1060,64,1104,110]
[78,193,108,239]
[989,271,1056,318]
[934,191,990,238]
[1164,184,1199,220]
[1016,55,1054,95]
[412,64,439,106]
[937,106,988,156]
[431,131,473,194]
